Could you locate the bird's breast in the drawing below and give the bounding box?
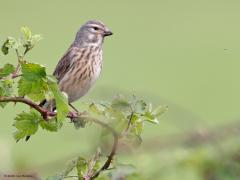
[59,48,103,103]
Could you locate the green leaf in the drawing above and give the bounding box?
[76,157,88,179]
[1,41,9,55]
[1,37,20,55]
[39,120,58,132]
[23,34,42,52]
[141,105,167,124]
[142,111,159,124]
[21,62,46,81]
[134,99,147,113]
[0,79,13,96]
[13,131,26,141]
[31,34,42,44]
[21,26,32,40]
[129,113,139,124]
[89,148,102,174]
[0,64,15,78]
[89,103,105,115]
[111,96,131,111]
[18,78,46,101]
[134,121,143,136]
[47,76,69,122]
[153,105,168,117]
[18,62,48,101]
[0,79,14,107]
[21,26,42,54]
[13,110,41,141]
[62,159,77,177]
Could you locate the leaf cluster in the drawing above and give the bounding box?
[0,27,167,180]
[86,95,168,144]
[1,27,69,141]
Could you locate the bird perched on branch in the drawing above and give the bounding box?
[27,20,112,141]
[41,20,113,111]
[54,20,112,103]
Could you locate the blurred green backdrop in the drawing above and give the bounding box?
[0,0,240,179]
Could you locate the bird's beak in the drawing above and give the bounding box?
[104,30,113,36]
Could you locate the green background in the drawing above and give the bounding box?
[0,0,240,179]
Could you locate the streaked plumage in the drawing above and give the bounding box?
[53,20,112,103]
[26,20,112,141]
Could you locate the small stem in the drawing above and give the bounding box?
[125,112,134,133]
[23,47,29,56]
[89,118,119,180]
[12,49,22,78]
[0,96,119,179]
[15,49,21,62]
[12,74,22,79]
[0,96,54,119]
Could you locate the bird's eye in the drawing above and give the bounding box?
[93,27,99,31]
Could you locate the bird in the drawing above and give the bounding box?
[54,20,112,104]
[25,20,112,141]
[41,20,113,112]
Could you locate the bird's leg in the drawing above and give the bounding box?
[69,103,79,113]
[68,103,79,123]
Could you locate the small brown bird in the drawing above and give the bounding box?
[26,20,112,141]
[48,20,112,111]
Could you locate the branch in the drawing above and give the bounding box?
[0,96,55,119]
[69,115,119,180]
[0,96,119,179]
[89,118,119,180]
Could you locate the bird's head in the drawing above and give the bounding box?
[74,20,113,47]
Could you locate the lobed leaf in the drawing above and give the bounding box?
[18,62,48,101]
[18,78,46,101]
[0,79,14,107]
[111,96,131,112]
[21,62,46,81]
[39,119,58,132]
[13,110,41,141]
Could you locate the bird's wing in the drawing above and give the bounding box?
[53,46,80,82]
